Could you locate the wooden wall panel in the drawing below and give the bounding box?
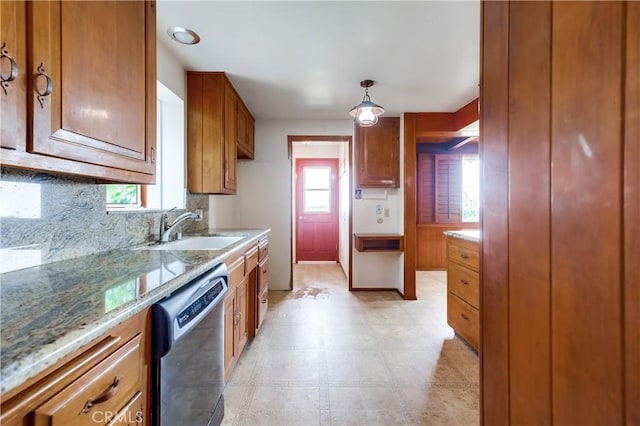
[625,2,640,424]
[479,1,511,424]
[551,3,624,424]
[507,2,552,424]
[481,2,636,424]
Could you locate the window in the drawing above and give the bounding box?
[417,153,480,224]
[106,81,185,210]
[303,167,331,212]
[106,184,141,208]
[461,156,480,222]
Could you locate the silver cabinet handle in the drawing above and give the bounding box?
[1,43,18,95]
[35,62,53,108]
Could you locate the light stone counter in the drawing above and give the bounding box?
[0,228,269,395]
[443,229,481,243]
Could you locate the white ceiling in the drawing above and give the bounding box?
[156,1,480,120]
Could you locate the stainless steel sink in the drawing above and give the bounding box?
[137,235,245,251]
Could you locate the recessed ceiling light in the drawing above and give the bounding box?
[167,27,200,45]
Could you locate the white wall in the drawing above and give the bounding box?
[208,195,236,228]
[157,41,185,100]
[231,118,404,293]
[235,120,354,290]
[351,115,405,292]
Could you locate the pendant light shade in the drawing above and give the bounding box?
[349,80,384,127]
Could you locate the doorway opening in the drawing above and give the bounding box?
[288,135,353,290]
[295,158,339,262]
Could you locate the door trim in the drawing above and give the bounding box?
[287,135,353,291]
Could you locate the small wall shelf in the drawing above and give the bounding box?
[354,233,404,252]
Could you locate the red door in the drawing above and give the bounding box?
[295,159,339,262]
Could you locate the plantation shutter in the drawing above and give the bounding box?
[435,154,462,223]
[417,153,435,223]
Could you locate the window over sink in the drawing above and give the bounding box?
[106,81,185,211]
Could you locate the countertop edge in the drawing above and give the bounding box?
[0,229,270,396]
[443,230,480,243]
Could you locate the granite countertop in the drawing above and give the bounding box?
[0,228,269,395]
[443,229,480,243]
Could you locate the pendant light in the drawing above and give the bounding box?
[349,80,385,127]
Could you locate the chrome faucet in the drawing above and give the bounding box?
[159,207,201,243]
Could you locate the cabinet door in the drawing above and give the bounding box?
[223,292,236,379]
[237,103,247,151]
[236,277,249,354]
[1,1,27,151]
[257,286,268,331]
[355,117,400,188]
[247,117,255,158]
[28,1,156,179]
[223,84,237,193]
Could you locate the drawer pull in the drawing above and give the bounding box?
[461,279,470,286]
[35,62,53,108]
[261,299,267,304]
[461,313,470,321]
[80,376,120,414]
[262,269,267,274]
[459,252,470,259]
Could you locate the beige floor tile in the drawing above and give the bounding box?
[330,409,408,426]
[223,265,479,425]
[247,386,320,411]
[240,409,321,426]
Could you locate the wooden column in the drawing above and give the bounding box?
[480,1,638,424]
[480,1,510,424]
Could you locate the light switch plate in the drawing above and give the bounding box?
[195,208,203,221]
[375,204,383,214]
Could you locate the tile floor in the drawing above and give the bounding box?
[222,264,479,426]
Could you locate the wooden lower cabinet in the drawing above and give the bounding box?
[446,235,479,351]
[0,311,149,426]
[223,237,269,381]
[223,239,263,381]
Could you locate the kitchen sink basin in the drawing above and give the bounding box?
[138,235,245,251]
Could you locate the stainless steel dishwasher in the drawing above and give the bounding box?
[151,263,228,426]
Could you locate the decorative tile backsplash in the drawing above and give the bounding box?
[0,167,209,272]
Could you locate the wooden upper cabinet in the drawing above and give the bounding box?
[0,1,27,152]
[355,117,400,188]
[1,1,157,184]
[187,72,239,194]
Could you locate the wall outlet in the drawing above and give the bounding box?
[195,208,203,221]
[375,204,383,214]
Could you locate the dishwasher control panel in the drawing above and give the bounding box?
[177,280,225,328]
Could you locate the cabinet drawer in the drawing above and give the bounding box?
[106,391,144,426]
[447,240,479,271]
[257,286,268,330]
[258,240,268,262]
[244,245,258,275]
[447,292,479,351]
[447,262,479,309]
[33,334,144,426]
[258,259,269,294]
